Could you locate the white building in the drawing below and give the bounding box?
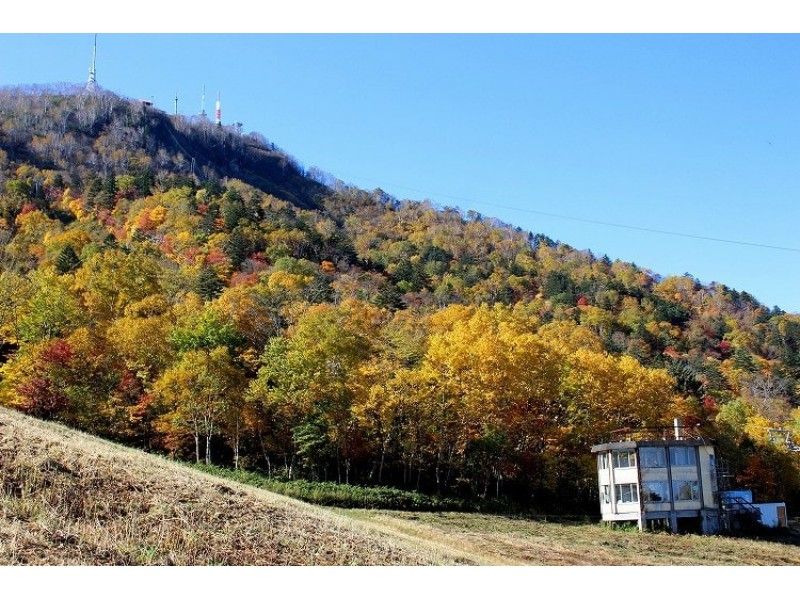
[591,422,789,534]
[591,436,721,534]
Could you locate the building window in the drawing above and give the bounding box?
[613,450,636,469]
[600,485,610,504]
[615,483,639,503]
[639,447,667,468]
[672,480,699,501]
[669,446,697,467]
[598,453,608,470]
[642,481,669,503]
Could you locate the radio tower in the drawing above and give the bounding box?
[215,92,222,126]
[200,85,207,119]
[86,34,98,92]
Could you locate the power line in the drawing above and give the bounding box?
[335,173,800,254]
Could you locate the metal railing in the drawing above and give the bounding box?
[606,424,710,444]
[720,495,762,531]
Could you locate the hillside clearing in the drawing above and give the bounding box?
[0,407,458,565]
[342,510,800,565]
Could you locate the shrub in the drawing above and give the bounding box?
[192,464,508,512]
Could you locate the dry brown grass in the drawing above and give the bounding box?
[343,510,800,565]
[0,408,459,565]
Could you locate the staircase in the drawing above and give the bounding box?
[720,495,762,532]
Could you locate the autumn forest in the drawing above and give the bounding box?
[1,87,799,512]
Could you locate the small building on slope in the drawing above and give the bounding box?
[592,423,720,534]
[591,419,788,535]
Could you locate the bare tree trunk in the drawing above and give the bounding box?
[193,422,200,464]
[233,420,241,470]
[435,456,441,491]
[259,436,272,476]
[378,442,387,484]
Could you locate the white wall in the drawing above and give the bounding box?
[756,503,787,528]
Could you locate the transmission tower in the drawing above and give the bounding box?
[86,34,98,92]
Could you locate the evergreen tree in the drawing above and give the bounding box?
[221,190,248,231]
[55,245,81,274]
[197,266,223,300]
[224,228,249,269]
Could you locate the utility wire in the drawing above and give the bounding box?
[335,173,800,254]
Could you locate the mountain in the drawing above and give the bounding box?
[0,85,327,209]
[0,85,798,511]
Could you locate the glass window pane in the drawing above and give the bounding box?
[669,447,697,466]
[640,447,666,468]
[614,483,639,503]
[674,481,686,500]
[644,481,667,502]
[613,450,636,468]
[672,480,699,501]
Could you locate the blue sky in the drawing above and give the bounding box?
[2,34,799,311]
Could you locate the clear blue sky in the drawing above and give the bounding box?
[2,34,799,311]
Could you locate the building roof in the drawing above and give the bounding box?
[591,438,713,453]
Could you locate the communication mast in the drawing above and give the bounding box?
[200,85,207,118]
[86,34,98,92]
[215,92,222,126]
[174,91,179,115]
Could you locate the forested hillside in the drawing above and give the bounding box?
[1,86,799,511]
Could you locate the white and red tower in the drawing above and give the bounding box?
[215,92,222,126]
[86,34,98,92]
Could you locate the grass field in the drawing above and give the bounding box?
[0,407,455,565]
[2,406,800,565]
[342,510,800,565]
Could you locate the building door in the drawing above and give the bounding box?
[777,506,788,528]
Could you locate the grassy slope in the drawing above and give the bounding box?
[342,511,800,565]
[2,407,800,565]
[0,407,458,565]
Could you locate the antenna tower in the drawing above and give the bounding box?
[215,92,222,126]
[86,34,98,92]
[200,85,207,118]
[174,92,179,115]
